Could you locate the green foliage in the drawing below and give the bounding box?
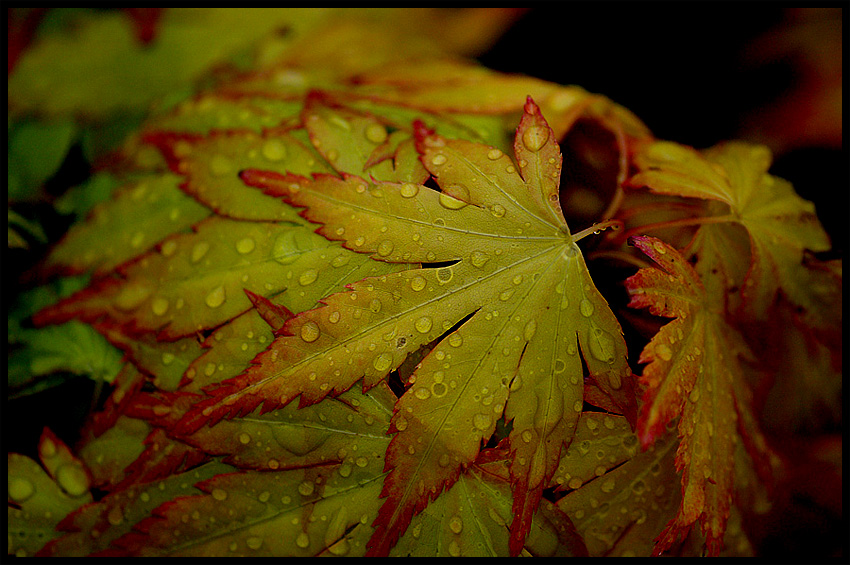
[7,8,841,559]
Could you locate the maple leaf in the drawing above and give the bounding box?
[8,430,93,558]
[624,235,775,555]
[553,412,680,557]
[628,140,831,320]
[180,97,635,555]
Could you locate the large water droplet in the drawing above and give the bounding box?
[449,515,463,534]
[473,413,491,431]
[410,275,427,291]
[448,333,463,347]
[470,250,490,268]
[523,320,537,341]
[365,123,388,144]
[522,126,549,152]
[151,297,169,316]
[8,477,35,502]
[300,321,320,343]
[414,387,431,400]
[491,204,506,218]
[436,267,453,284]
[205,286,226,308]
[580,299,595,317]
[439,192,467,210]
[236,237,256,254]
[415,316,433,334]
[296,532,310,549]
[262,139,287,161]
[400,183,419,198]
[377,240,394,257]
[431,154,447,166]
[487,148,503,160]
[299,269,318,286]
[191,241,210,263]
[212,488,228,501]
[373,353,392,373]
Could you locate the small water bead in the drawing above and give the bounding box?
[191,242,210,263]
[652,241,667,254]
[431,154,447,166]
[151,297,169,316]
[298,481,315,497]
[473,413,491,431]
[212,488,228,501]
[505,165,516,174]
[377,240,394,257]
[365,123,388,144]
[400,183,419,198]
[522,126,549,152]
[439,192,467,210]
[449,541,461,557]
[448,333,463,348]
[523,320,537,341]
[239,433,251,445]
[449,515,464,534]
[236,237,256,254]
[470,250,490,268]
[580,299,595,317]
[487,148,503,160]
[328,311,341,324]
[369,299,382,314]
[414,387,431,400]
[295,532,310,549]
[431,382,448,397]
[300,321,321,343]
[436,267,453,284]
[656,343,673,361]
[246,536,263,550]
[261,138,287,161]
[299,269,318,286]
[415,316,433,334]
[205,286,227,308]
[8,478,35,503]
[373,353,393,373]
[521,429,534,443]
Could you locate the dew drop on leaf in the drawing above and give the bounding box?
[373,352,392,372]
[448,333,463,347]
[299,269,318,286]
[469,250,490,268]
[151,297,169,316]
[365,123,388,144]
[449,515,464,534]
[656,343,673,361]
[261,139,287,161]
[473,413,491,431]
[410,275,427,291]
[377,240,394,257]
[414,387,431,400]
[191,241,210,263]
[523,320,537,341]
[436,267,453,284]
[236,237,256,254]
[490,204,506,218]
[300,321,320,343]
[522,125,550,152]
[431,154,447,166]
[415,316,433,334]
[295,532,310,549]
[487,148,503,160]
[438,192,467,210]
[580,299,595,317]
[212,488,228,501]
[400,183,419,198]
[328,311,341,324]
[205,285,227,308]
[8,478,34,502]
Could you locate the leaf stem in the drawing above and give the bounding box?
[573,219,625,242]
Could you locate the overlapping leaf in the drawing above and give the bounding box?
[628,140,832,319]
[553,412,680,557]
[625,236,775,555]
[176,98,634,555]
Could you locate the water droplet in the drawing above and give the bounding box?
[431,381,448,397]
[656,343,673,361]
[601,478,616,493]
[523,320,537,341]
[487,148,503,160]
[400,183,419,198]
[414,387,431,400]
[580,299,595,317]
[449,515,463,534]
[522,126,549,152]
[236,237,255,254]
[205,286,227,308]
[499,288,515,301]
[296,532,310,548]
[689,387,701,403]
[448,333,463,347]
[439,192,467,210]
[298,481,315,497]
[473,413,491,431]
[436,267,453,284]
[573,400,583,412]
[353,236,366,247]
[299,269,318,286]
[431,154,447,166]
[8,478,34,502]
[326,149,339,162]
[191,241,210,263]
[415,316,433,334]
[328,311,341,324]
[490,204,506,218]
[151,297,169,316]
[262,139,287,161]
[373,353,392,373]
[652,240,667,254]
[568,477,583,489]
[470,250,490,268]
[130,231,145,248]
[377,240,394,257]
[521,429,533,443]
[107,506,124,526]
[449,540,461,557]
[367,298,382,314]
[300,321,321,343]
[212,488,228,501]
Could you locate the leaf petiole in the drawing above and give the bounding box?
[572,219,624,242]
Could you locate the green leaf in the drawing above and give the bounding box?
[8,118,77,200]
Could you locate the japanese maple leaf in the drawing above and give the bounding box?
[625,236,775,556]
[628,140,831,320]
[178,97,634,555]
